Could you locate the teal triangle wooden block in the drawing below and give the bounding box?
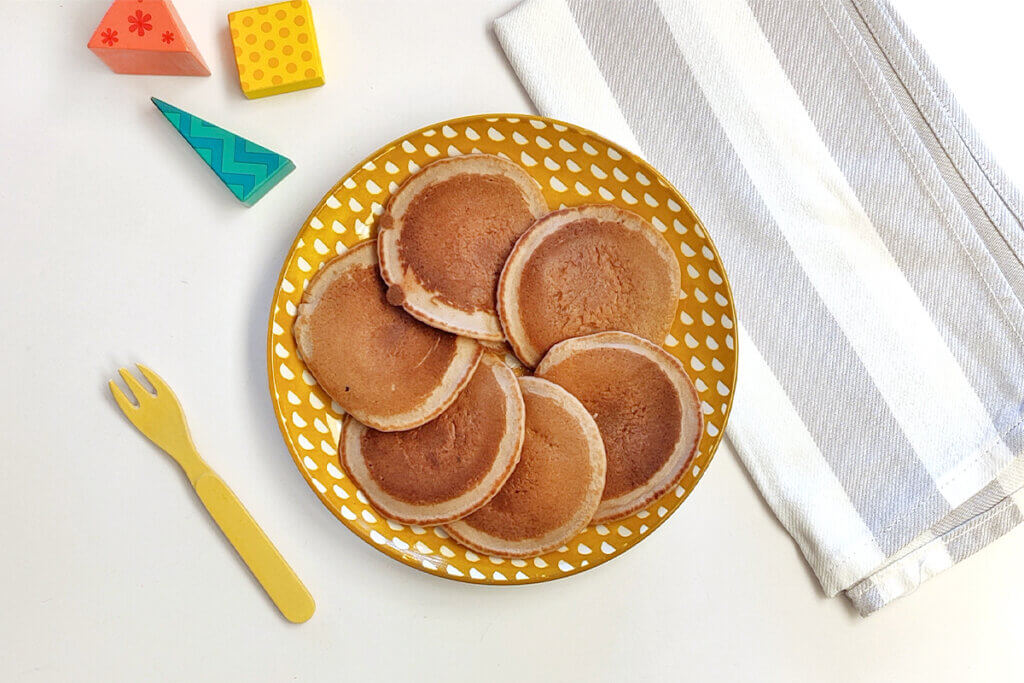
[152,97,295,206]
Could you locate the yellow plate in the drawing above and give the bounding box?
[267,114,737,584]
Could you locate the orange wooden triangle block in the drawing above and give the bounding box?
[88,0,210,76]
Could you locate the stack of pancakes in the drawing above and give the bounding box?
[294,154,703,558]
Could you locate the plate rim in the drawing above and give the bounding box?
[266,112,739,585]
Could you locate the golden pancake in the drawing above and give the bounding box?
[497,204,680,367]
[339,353,525,525]
[535,331,702,523]
[445,377,606,558]
[479,340,527,377]
[378,154,549,341]
[293,239,482,432]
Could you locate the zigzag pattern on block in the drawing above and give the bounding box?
[152,98,294,205]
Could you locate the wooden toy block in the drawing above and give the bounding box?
[152,98,295,206]
[88,1,210,76]
[228,1,325,99]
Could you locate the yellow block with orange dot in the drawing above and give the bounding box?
[228,0,324,99]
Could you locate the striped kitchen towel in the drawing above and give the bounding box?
[495,0,1024,615]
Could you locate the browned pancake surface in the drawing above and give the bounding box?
[306,263,460,417]
[359,357,508,505]
[459,386,594,542]
[538,346,682,499]
[399,173,537,313]
[535,331,702,523]
[517,217,676,356]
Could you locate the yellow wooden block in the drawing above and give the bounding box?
[228,0,324,99]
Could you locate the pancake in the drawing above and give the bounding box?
[339,353,525,525]
[378,154,549,341]
[445,376,606,558]
[293,239,482,432]
[497,204,680,367]
[479,340,527,377]
[535,331,702,523]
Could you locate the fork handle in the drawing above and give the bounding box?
[194,471,315,623]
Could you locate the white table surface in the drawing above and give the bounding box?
[2,1,1022,680]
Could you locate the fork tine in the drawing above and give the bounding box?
[109,379,138,414]
[118,367,152,402]
[135,364,170,396]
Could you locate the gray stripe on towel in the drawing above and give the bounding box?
[945,497,1024,563]
[748,0,1024,464]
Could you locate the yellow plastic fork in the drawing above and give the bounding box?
[109,364,315,623]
